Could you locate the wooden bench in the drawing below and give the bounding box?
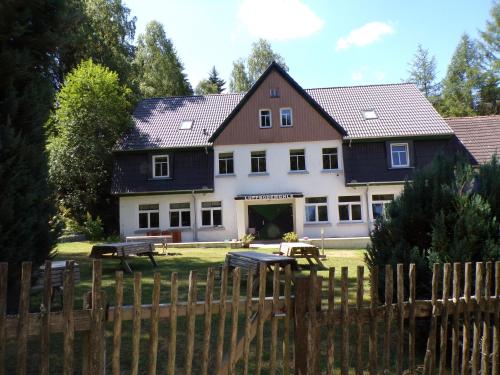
[90,242,157,273]
[279,242,325,269]
[125,235,173,252]
[33,261,80,303]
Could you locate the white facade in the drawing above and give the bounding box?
[119,139,404,241]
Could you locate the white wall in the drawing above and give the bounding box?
[118,140,404,241]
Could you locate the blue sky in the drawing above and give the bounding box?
[124,0,494,90]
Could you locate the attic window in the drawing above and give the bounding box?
[362,110,378,120]
[180,120,193,130]
[270,89,280,98]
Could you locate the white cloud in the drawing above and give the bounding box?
[238,0,324,41]
[336,22,394,51]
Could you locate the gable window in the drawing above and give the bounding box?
[139,204,159,229]
[322,148,339,170]
[180,120,193,130]
[280,108,293,127]
[338,196,362,222]
[153,155,169,178]
[290,149,306,171]
[251,151,267,173]
[259,109,272,128]
[201,201,222,226]
[305,197,328,222]
[169,202,191,228]
[371,194,394,220]
[218,152,234,175]
[390,143,409,168]
[270,89,280,98]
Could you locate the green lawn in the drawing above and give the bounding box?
[18,242,370,374]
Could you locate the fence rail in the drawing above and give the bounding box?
[0,260,498,374]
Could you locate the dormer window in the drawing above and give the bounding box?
[152,155,169,178]
[362,110,378,120]
[180,120,193,130]
[390,143,409,168]
[259,109,272,128]
[280,108,293,127]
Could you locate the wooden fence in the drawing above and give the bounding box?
[0,260,498,374]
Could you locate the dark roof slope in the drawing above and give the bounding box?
[115,93,244,151]
[116,73,453,151]
[446,115,500,164]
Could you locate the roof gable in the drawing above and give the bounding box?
[208,62,347,143]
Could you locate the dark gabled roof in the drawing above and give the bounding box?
[208,62,347,142]
[115,93,244,151]
[116,66,454,151]
[446,115,500,164]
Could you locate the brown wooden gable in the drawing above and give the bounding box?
[213,69,344,146]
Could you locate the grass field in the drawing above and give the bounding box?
[14,242,370,374]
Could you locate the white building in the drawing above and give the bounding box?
[113,63,456,242]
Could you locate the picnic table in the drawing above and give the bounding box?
[90,242,157,273]
[225,251,298,293]
[125,235,172,253]
[279,242,325,269]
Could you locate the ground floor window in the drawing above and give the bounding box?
[169,202,191,227]
[305,197,328,222]
[139,204,160,229]
[338,196,362,222]
[201,201,222,226]
[371,194,394,220]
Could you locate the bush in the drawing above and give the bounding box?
[82,213,104,241]
[282,232,299,242]
[366,155,500,301]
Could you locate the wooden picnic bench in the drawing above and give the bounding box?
[225,251,298,293]
[90,242,157,273]
[279,242,325,269]
[125,235,172,252]
[33,261,80,303]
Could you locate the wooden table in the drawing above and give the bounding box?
[125,235,173,253]
[225,251,298,293]
[279,242,325,269]
[90,242,157,273]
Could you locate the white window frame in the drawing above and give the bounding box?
[289,149,306,171]
[152,155,170,178]
[138,204,160,229]
[338,196,363,222]
[390,143,410,168]
[259,109,272,128]
[201,201,223,227]
[371,194,394,221]
[218,152,234,175]
[322,147,339,170]
[280,108,293,127]
[169,202,191,228]
[250,151,267,173]
[305,197,328,223]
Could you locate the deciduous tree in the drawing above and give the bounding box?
[48,60,133,231]
[229,58,251,93]
[133,21,192,98]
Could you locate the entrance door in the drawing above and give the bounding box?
[248,204,293,240]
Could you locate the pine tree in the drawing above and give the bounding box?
[208,66,226,93]
[0,0,68,308]
[133,21,192,98]
[478,2,500,114]
[440,34,483,117]
[406,44,440,99]
[229,59,251,93]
